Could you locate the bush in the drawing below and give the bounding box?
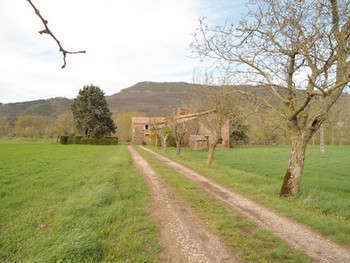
[72,136,83,144]
[60,136,118,145]
[60,136,69,145]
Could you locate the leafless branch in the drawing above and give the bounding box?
[27,0,86,68]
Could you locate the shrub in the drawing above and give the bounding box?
[60,136,118,145]
[60,136,69,145]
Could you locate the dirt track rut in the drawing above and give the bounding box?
[128,146,239,263]
[138,146,350,263]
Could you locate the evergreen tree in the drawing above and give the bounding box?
[71,85,116,138]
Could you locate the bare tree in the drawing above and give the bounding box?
[161,131,169,151]
[166,114,188,156]
[191,83,238,166]
[27,0,85,68]
[149,117,165,147]
[192,0,350,196]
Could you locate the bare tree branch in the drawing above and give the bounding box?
[192,0,350,197]
[27,0,86,68]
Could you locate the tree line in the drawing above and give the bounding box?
[0,94,349,145]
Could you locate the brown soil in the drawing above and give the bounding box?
[128,146,240,263]
[130,146,350,263]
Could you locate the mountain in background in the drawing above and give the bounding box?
[0,82,200,120]
[2,81,349,121]
[106,81,201,115]
[1,81,349,144]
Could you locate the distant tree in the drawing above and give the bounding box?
[14,115,52,138]
[71,85,116,138]
[192,84,238,166]
[53,112,76,138]
[113,112,139,142]
[192,0,350,196]
[230,119,249,146]
[0,117,11,137]
[166,114,188,156]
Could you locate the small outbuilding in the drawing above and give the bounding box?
[189,135,209,149]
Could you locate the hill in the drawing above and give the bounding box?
[0,97,72,122]
[2,81,349,119]
[106,81,200,114]
[0,82,200,120]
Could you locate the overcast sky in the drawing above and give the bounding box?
[0,0,247,103]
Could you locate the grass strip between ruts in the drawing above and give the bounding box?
[137,146,312,263]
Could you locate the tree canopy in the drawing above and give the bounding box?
[71,85,116,138]
[192,0,350,196]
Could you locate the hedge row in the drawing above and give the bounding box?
[60,136,118,145]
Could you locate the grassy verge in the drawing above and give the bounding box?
[136,147,312,262]
[0,140,160,262]
[147,145,350,246]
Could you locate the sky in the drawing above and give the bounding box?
[0,0,247,103]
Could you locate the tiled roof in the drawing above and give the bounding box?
[131,110,215,125]
[132,117,166,124]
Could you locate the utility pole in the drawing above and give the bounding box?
[320,124,325,153]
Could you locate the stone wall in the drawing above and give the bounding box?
[131,116,230,147]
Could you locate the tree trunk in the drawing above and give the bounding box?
[176,142,181,156]
[279,138,307,197]
[206,144,216,166]
[85,128,90,139]
[163,138,167,151]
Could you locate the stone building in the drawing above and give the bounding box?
[131,111,230,148]
[131,117,166,145]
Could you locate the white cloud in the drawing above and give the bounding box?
[0,0,247,103]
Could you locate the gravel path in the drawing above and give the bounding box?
[128,146,240,263]
[138,146,350,263]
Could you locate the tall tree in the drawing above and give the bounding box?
[192,0,350,196]
[71,85,116,138]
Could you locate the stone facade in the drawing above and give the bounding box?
[131,113,230,148]
[132,117,165,145]
[189,135,209,149]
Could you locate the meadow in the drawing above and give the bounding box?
[148,145,350,245]
[0,140,160,262]
[1,140,348,262]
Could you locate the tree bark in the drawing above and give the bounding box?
[279,138,307,197]
[176,142,181,156]
[206,144,216,166]
[163,138,167,151]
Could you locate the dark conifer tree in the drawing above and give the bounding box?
[71,85,116,138]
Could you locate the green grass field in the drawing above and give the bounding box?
[1,140,348,262]
[0,140,160,262]
[149,145,350,245]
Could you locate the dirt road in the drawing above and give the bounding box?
[137,146,350,263]
[128,146,239,263]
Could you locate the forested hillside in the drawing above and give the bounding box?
[0,81,349,144]
[0,82,200,119]
[0,97,72,122]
